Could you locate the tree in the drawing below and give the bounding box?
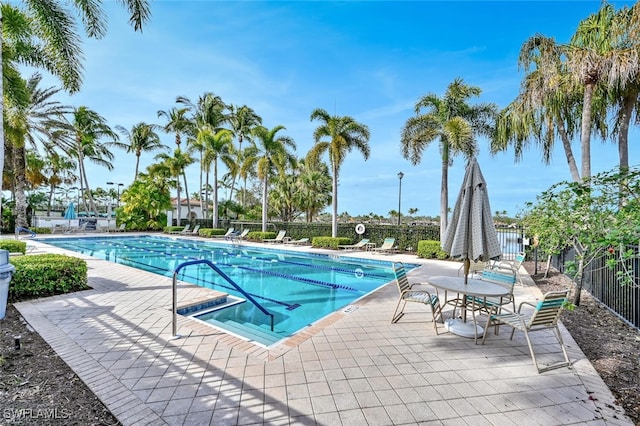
[116,122,166,180]
[3,73,71,226]
[401,78,496,239]
[199,128,234,228]
[154,149,195,224]
[308,108,370,238]
[61,106,118,215]
[251,125,296,232]
[228,104,261,202]
[118,171,171,230]
[521,166,640,305]
[493,35,584,182]
[0,0,151,220]
[295,159,331,222]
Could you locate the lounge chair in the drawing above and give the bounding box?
[391,262,442,333]
[338,238,370,250]
[263,230,286,243]
[190,224,201,235]
[214,227,234,238]
[228,228,250,242]
[372,238,396,254]
[115,223,126,232]
[482,289,572,373]
[287,237,310,246]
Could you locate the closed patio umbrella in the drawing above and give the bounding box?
[441,157,502,284]
[64,202,76,229]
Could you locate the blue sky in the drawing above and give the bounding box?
[35,0,638,217]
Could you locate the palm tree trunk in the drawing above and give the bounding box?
[261,176,268,232]
[0,8,4,223]
[580,83,594,181]
[617,89,636,172]
[439,155,448,240]
[13,146,28,228]
[332,167,339,238]
[182,172,191,220]
[554,115,581,182]
[213,160,219,228]
[134,154,141,180]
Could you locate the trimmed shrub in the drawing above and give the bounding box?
[417,240,449,259]
[9,254,88,301]
[199,228,227,237]
[254,231,276,241]
[0,240,27,254]
[32,227,51,234]
[312,236,351,249]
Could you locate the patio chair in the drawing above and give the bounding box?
[493,251,526,285]
[391,262,442,333]
[190,224,201,235]
[457,260,490,278]
[115,223,126,232]
[228,228,250,242]
[214,227,234,238]
[465,268,518,318]
[372,238,396,254]
[338,238,370,250]
[263,230,286,244]
[481,289,572,373]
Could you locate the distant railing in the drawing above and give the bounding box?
[550,245,640,330]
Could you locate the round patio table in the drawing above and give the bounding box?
[427,275,510,343]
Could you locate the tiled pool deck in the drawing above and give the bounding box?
[12,235,633,425]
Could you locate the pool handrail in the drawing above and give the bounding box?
[172,259,275,338]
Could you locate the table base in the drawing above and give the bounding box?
[444,319,483,338]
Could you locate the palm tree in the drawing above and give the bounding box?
[3,74,71,226]
[252,125,296,232]
[179,93,228,219]
[61,106,119,215]
[0,0,151,217]
[157,107,191,148]
[494,35,583,182]
[295,160,331,222]
[155,149,195,224]
[116,122,167,180]
[42,151,77,216]
[308,108,370,238]
[228,105,262,202]
[401,78,496,238]
[199,128,234,228]
[566,3,618,180]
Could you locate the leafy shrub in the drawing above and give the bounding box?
[254,231,276,240]
[417,240,448,259]
[312,237,351,249]
[199,228,228,237]
[9,254,88,301]
[0,240,27,254]
[32,227,51,234]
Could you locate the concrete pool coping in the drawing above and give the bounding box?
[10,234,633,425]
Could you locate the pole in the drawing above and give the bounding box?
[397,172,404,225]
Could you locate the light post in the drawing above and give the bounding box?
[397,172,404,226]
[107,182,124,207]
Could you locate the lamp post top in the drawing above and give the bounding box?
[398,171,404,180]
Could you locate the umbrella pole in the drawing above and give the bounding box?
[463,258,470,285]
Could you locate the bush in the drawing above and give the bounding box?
[0,240,27,255]
[253,231,276,241]
[417,240,449,259]
[9,254,88,301]
[312,236,351,249]
[199,228,227,237]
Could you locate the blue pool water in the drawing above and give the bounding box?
[41,235,413,346]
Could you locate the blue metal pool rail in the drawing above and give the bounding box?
[172,259,275,338]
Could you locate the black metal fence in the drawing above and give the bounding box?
[550,246,640,330]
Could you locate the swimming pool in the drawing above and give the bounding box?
[41,235,413,346]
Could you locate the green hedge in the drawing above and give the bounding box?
[199,228,227,237]
[311,236,351,249]
[0,240,27,254]
[9,254,88,301]
[417,240,449,259]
